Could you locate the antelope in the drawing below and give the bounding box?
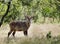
[8,15,34,37]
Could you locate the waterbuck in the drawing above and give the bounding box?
[8,15,34,37]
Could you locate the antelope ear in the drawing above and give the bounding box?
[30,15,35,19]
[25,15,29,19]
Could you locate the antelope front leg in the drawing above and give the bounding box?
[23,31,28,36]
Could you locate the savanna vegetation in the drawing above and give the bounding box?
[0,0,60,44]
[0,0,60,26]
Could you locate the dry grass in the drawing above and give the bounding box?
[0,23,60,44]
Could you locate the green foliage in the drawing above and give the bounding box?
[20,0,32,6]
[0,0,60,24]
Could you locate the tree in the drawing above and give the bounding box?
[0,0,12,26]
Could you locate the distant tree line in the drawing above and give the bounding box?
[0,0,60,26]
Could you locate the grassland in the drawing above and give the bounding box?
[0,23,60,44]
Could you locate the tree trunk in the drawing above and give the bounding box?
[53,17,54,22]
[43,16,45,23]
[0,0,11,27]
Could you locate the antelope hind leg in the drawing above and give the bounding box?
[8,30,12,37]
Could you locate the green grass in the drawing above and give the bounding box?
[0,36,60,44]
